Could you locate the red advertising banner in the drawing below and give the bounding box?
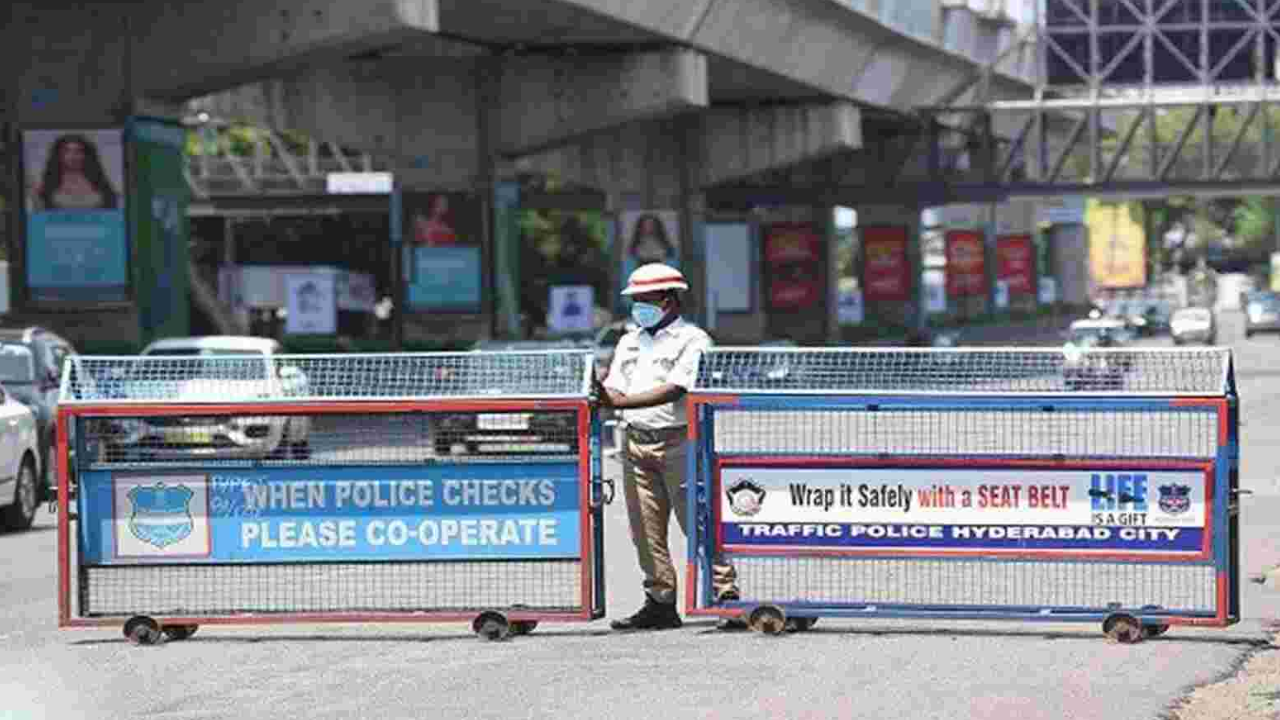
[945,230,986,297]
[764,223,823,310]
[996,234,1035,295]
[861,226,911,301]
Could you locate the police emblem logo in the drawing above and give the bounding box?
[1158,484,1191,515]
[127,483,196,548]
[726,478,767,517]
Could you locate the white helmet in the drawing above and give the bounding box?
[621,262,689,296]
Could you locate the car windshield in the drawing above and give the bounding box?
[1068,328,1112,346]
[137,347,268,380]
[0,344,36,383]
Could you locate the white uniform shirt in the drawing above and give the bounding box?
[603,317,712,430]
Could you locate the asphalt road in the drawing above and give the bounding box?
[3,315,1279,720]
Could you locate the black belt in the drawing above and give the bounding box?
[627,425,686,444]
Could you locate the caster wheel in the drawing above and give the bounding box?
[747,605,787,636]
[123,616,162,646]
[1141,623,1169,639]
[162,625,199,641]
[1103,614,1144,644]
[510,621,538,636]
[786,617,817,632]
[472,611,511,642]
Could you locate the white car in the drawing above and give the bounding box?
[1170,307,1217,345]
[0,382,44,530]
[107,336,311,461]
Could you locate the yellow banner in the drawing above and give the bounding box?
[1086,200,1147,289]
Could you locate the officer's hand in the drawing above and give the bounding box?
[591,376,614,409]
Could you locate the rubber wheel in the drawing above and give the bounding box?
[510,621,538,636]
[290,441,311,461]
[747,606,787,636]
[162,624,199,641]
[1141,623,1169,639]
[472,611,510,641]
[123,616,162,646]
[1103,614,1144,644]
[2,457,39,531]
[434,442,453,458]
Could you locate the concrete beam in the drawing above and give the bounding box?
[131,0,437,99]
[492,48,707,156]
[545,0,1033,110]
[192,47,709,177]
[699,102,862,186]
[514,102,861,198]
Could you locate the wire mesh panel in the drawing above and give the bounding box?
[60,351,593,404]
[77,411,580,467]
[695,347,1230,396]
[712,407,1218,459]
[82,562,583,616]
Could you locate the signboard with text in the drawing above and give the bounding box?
[945,230,986,298]
[860,226,911,301]
[996,234,1035,295]
[79,462,582,564]
[719,464,1208,556]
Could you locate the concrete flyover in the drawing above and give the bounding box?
[2,0,1041,347]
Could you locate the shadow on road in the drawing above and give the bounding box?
[68,627,620,647]
[693,623,1276,648]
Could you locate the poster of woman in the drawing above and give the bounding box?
[22,129,128,304]
[24,130,123,212]
[619,210,680,289]
[402,191,482,310]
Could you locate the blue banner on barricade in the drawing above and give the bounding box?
[79,461,581,564]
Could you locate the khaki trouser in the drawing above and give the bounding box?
[623,428,737,605]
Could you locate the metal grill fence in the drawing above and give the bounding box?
[695,347,1230,395]
[58,351,602,633]
[687,347,1239,632]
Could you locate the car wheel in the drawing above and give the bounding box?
[3,456,39,531]
[434,441,453,458]
[290,440,311,460]
[1246,330,1254,339]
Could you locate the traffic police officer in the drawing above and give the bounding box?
[596,262,740,630]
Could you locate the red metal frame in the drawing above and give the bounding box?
[710,456,1214,562]
[57,398,596,629]
[682,394,1233,625]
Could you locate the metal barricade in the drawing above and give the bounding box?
[56,350,607,643]
[685,346,1240,641]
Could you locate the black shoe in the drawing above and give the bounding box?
[610,598,683,631]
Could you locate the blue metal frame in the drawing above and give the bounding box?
[689,391,1237,628]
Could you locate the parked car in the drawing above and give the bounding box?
[433,341,585,457]
[0,326,77,499]
[1170,307,1217,345]
[1061,318,1130,391]
[0,382,44,530]
[1244,292,1280,338]
[104,336,311,461]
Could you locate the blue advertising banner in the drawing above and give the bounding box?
[719,466,1209,555]
[22,129,128,303]
[408,246,482,309]
[402,191,483,311]
[79,461,581,564]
